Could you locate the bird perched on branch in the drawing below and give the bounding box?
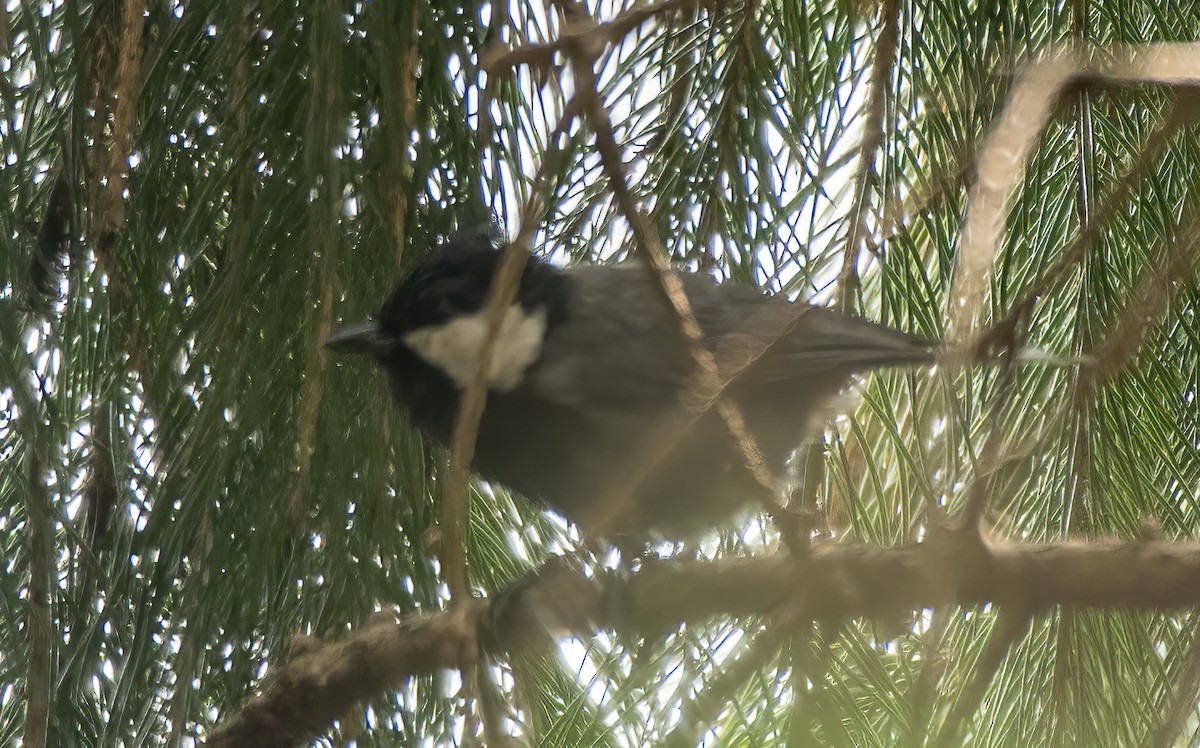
[327,229,937,541]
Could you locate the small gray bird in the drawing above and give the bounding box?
[327,230,937,541]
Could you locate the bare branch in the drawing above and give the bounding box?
[288,273,335,529]
[442,244,531,600]
[559,0,793,538]
[482,0,710,77]
[439,99,581,603]
[1088,195,1200,386]
[93,0,144,249]
[207,603,483,748]
[288,4,345,532]
[664,623,789,747]
[950,56,1076,341]
[903,607,953,747]
[985,91,1194,351]
[383,2,419,265]
[959,358,1019,527]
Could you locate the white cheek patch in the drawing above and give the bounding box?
[402,304,548,391]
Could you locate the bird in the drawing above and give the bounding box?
[326,228,938,542]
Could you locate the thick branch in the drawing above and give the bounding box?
[206,604,481,748]
[208,536,1200,746]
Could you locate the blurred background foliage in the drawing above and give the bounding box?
[2,0,1200,745]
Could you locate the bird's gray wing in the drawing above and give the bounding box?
[729,304,937,384]
[526,264,694,411]
[526,263,935,410]
[681,274,936,381]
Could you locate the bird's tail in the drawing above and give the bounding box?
[794,307,938,374]
[754,306,1080,382]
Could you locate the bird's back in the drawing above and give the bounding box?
[497,264,935,537]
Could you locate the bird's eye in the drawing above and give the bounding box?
[423,280,482,320]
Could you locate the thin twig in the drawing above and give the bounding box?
[391,2,419,265]
[288,268,335,529]
[442,247,530,599]
[952,44,1200,347]
[1087,195,1200,387]
[482,0,712,76]
[560,0,793,538]
[903,607,952,747]
[984,93,1195,351]
[663,623,791,747]
[788,622,855,747]
[959,347,1019,528]
[22,424,52,748]
[1049,608,1077,744]
[933,607,1033,748]
[836,0,899,312]
[1144,613,1200,748]
[440,101,582,602]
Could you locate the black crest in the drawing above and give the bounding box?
[371,229,569,442]
[378,229,567,337]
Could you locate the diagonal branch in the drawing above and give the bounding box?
[1086,186,1200,387]
[559,0,793,537]
[984,91,1196,352]
[664,623,790,747]
[933,607,1033,747]
[1144,614,1200,748]
[482,0,713,77]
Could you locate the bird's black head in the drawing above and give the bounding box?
[380,229,512,336]
[375,228,567,338]
[326,228,568,439]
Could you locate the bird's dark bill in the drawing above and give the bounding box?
[324,320,379,355]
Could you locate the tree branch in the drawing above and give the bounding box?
[558,0,795,538]
[933,606,1033,747]
[1145,614,1200,748]
[209,534,1200,746]
[951,44,1200,345]
[482,0,710,77]
[835,0,899,312]
[439,94,580,603]
[22,434,52,748]
[206,603,482,748]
